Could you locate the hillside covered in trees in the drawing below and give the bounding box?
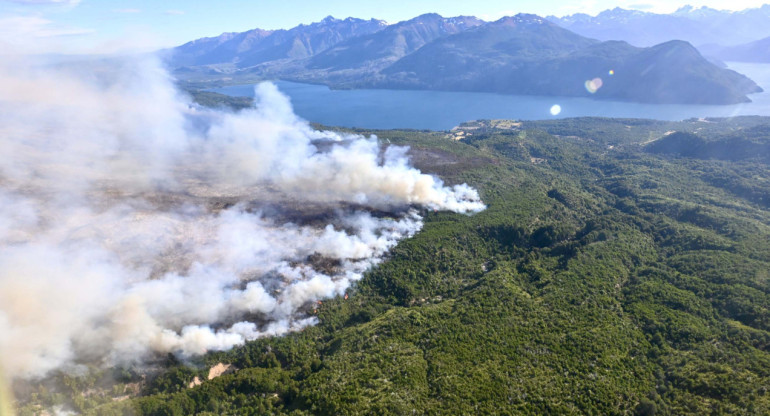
[14,116,770,415]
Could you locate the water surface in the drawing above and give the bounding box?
[212,63,770,130]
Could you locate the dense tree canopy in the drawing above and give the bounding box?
[16,116,770,415]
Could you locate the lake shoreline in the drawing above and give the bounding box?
[210,63,770,130]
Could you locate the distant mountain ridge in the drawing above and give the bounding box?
[307,14,484,71]
[700,36,770,63]
[168,12,762,105]
[171,16,387,67]
[547,4,770,48]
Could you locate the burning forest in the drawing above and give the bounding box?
[0,54,484,381]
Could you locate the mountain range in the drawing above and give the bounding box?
[171,16,387,68]
[168,12,763,105]
[548,4,770,48]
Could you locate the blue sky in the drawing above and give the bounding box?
[1,0,768,53]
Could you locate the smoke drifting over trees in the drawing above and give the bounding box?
[0,54,484,379]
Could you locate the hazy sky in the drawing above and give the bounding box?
[1,0,769,53]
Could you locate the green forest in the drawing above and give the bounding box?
[15,116,770,415]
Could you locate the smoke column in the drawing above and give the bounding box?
[0,54,484,379]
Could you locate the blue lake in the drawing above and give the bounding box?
[212,63,770,130]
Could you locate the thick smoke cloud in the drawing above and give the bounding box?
[0,54,484,379]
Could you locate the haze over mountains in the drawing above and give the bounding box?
[168,12,762,105]
[548,4,770,63]
[699,36,770,63]
[549,5,770,48]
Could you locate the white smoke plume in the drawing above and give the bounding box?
[0,53,485,379]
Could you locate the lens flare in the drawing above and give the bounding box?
[584,77,604,94]
[550,104,562,116]
[608,69,615,76]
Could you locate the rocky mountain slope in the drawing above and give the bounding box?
[168,13,763,105]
